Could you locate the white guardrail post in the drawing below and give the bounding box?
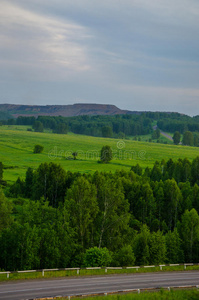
[159,265,165,271]
[0,263,199,279]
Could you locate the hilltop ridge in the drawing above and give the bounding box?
[0,103,138,118]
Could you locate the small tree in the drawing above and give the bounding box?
[72,152,78,160]
[173,131,181,145]
[83,247,112,267]
[183,131,194,146]
[100,145,112,163]
[152,128,160,140]
[33,145,44,154]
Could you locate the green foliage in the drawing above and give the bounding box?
[101,126,113,138]
[25,167,34,198]
[131,164,142,176]
[83,247,112,267]
[165,229,184,263]
[0,189,13,232]
[112,245,135,267]
[0,162,3,182]
[32,162,67,207]
[191,156,199,185]
[149,231,166,264]
[100,145,112,163]
[33,144,44,153]
[33,121,44,132]
[65,177,98,248]
[53,123,68,134]
[65,290,199,300]
[183,131,194,146]
[0,111,13,121]
[2,126,199,183]
[173,131,181,145]
[180,208,199,262]
[152,128,160,140]
[94,175,130,250]
[4,152,199,270]
[72,152,78,160]
[0,199,75,270]
[134,225,150,265]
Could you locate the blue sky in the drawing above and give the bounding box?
[0,0,199,115]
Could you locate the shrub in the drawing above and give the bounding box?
[83,247,112,267]
[100,145,112,163]
[33,145,44,154]
[112,245,135,267]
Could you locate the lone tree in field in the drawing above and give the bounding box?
[100,145,112,163]
[173,131,181,145]
[33,145,44,154]
[72,152,78,160]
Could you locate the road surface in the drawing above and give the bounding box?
[153,125,173,141]
[0,271,199,300]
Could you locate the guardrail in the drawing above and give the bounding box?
[0,263,198,279]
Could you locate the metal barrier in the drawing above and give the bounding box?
[0,263,198,279]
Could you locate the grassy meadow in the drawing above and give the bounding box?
[0,125,199,183]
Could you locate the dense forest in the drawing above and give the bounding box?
[2,112,199,143]
[1,157,199,270]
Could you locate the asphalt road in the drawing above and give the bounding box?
[0,271,199,300]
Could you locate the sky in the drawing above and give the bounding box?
[0,0,199,116]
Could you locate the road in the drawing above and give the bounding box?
[152,125,173,141]
[0,271,199,300]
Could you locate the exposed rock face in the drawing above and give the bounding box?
[0,103,136,117]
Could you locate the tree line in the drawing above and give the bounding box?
[2,112,199,143]
[1,157,199,270]
[3,114,152,137]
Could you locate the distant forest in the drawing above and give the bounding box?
[1,157,199,270]
[1,112,199,143]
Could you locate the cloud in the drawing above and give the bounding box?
[0,1,92,80]
[0,0,199,115]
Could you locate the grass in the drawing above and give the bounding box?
[69,289,199,300]
[0,125,199,183]
[133,132,173,144]
[1,265,199,282]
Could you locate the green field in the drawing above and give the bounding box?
[0,125,199,183]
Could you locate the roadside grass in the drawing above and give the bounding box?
[1,125,199,183]
[69,289,199,300]
[0,265,199,282]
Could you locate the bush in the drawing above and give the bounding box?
[100,145,112,163]
[33,145,44,154]
[112,245,135,267]
[83,247,112,267]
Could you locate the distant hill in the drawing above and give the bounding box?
[0,103,140,118]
